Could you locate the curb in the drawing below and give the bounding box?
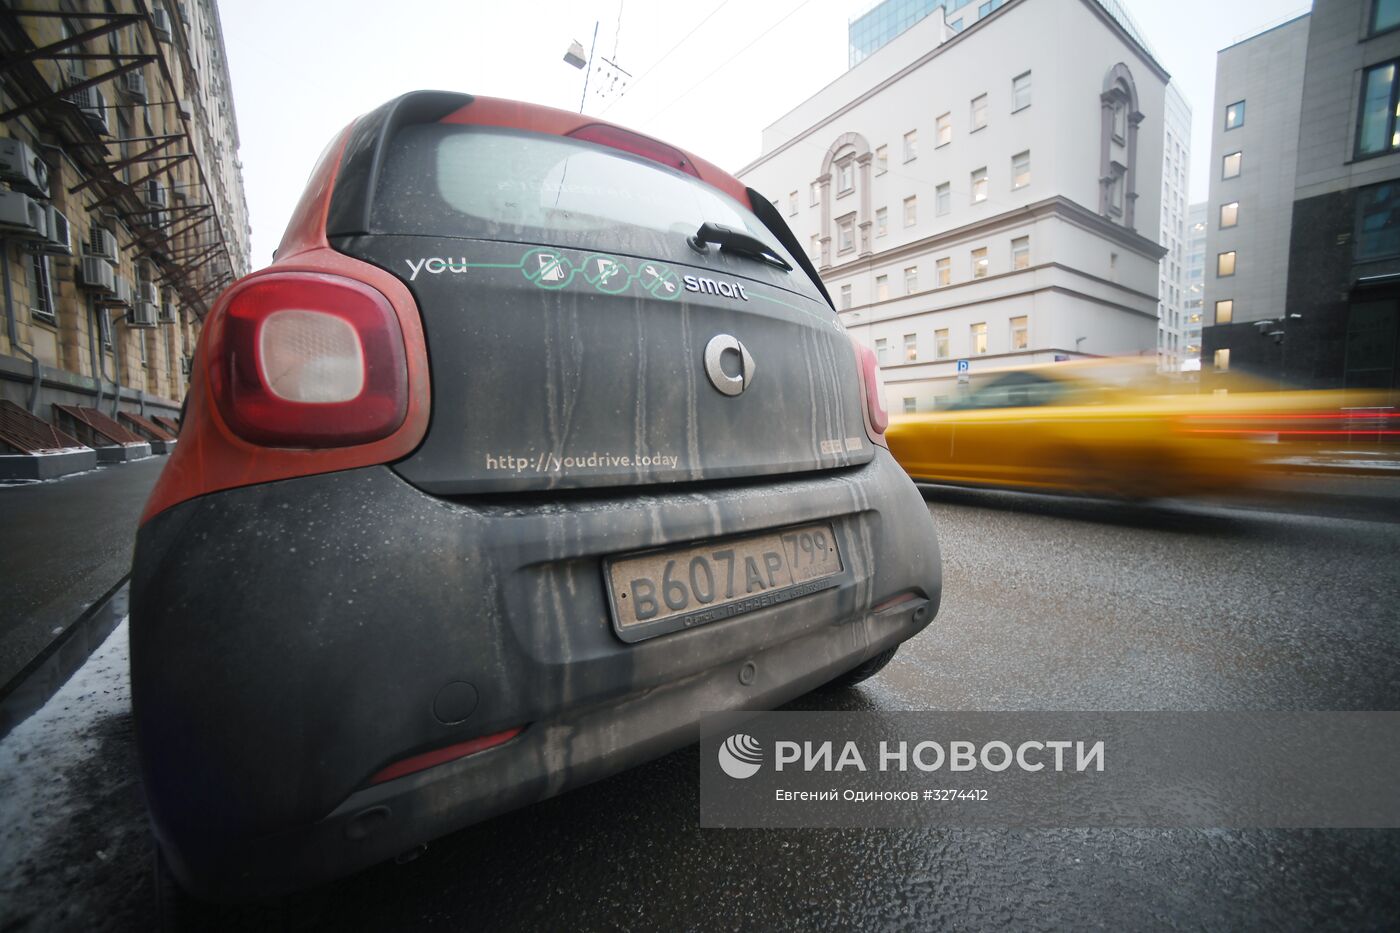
[0,576,130,741]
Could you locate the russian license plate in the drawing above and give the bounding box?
[606,523,845,642]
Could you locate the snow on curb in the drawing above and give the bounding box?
[0,618,137,927]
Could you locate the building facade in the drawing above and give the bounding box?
[1157,81,1191,371]
[1183,200,1206,370]
[0,0,250,425]
[1203,0,1400,401]
[738,0,1167,412]
[1199,14,1309,386]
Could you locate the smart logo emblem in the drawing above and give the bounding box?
[718,733,764,779]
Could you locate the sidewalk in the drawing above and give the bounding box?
[0,457,164,694]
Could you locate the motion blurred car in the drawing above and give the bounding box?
[130,91,941,899]
[885,360,1270,499]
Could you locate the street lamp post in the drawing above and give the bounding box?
[564,22,599,114]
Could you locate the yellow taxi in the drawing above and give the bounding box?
[885,360,1269,500]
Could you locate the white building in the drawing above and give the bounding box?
[1157,82,1191,371]
[737,0,1168,411]
[1183,201,1206,371]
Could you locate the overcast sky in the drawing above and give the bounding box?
[220,0,1310,267]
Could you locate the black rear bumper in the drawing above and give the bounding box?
[130,450,940,899]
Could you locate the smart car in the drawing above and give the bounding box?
[130,91,941,899]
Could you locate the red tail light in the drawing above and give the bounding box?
[849,338,889,446]
[208,272,408,447]
[567,123,701,177]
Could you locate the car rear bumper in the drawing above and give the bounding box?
[130,449,940,899]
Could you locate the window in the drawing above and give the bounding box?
[809,234,820,258]
[903,130,917,162]
[875,145,888,174]
[1356,182,1400,260]
[904,265,918,293]
[971,322,988,354]
[972,247,989,279]
[875,207,888,237]
[1010,315,1028,350]
[809,182,819,206]
[1011,235,1030,269]
[1112,101,1127,140]
[1222,151,1242,179]
[1217,251,1237,277]
[971,93,988,131]
[936,112,951,147]
[936,182,951,216]
[840,284,852,309]
[875,275,889,301]
[98,302,111,349]
[1011,150,1030,189]
[936,257,950,286]
[25,252,55,322]
[1213,348,1230,372]
[1107,165,1125,213]
[875,337,888,363]
[1220,201,1239,228]
[971,168,988,203]
[1357,61,1400,157]
[1012,71,1031,111]
[1372,0,1400,34]
[838,215,855,253]
[903,397,917,413]
[1215,299,1233,324]
[838,159,855,193]
[788,191,798,216]
[1224,100,1245,130]
[903,196,917,227]
[904,333,918,361]
[935,328,950,358]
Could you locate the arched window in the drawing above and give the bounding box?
[1099,64,1141,229]
[817,133,874,268]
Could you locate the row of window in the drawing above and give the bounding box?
[834,235,1033,308]
[873,316,1030,367]
[814,152,1034,255]
[790,73,1033,214]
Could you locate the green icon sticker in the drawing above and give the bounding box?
[523,249,572,289]
[637,261,682,301]
[581,254,633,295]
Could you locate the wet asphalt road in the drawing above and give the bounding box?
[8,487,1400,932]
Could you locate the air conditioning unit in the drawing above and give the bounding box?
[180,355,193,375]
[65,86,111,136]
[130,301,159,327]
[112,274,133,306]
[139,280,159,304]
[86,224,118,262]
[42,205,73,255]
[122,70,148,101]
[176,98,193,120]
[144,179,167,208]
[0,138,49,198]
[80,255,116,292]
[158,303,176,324]
[152,7,173,43]
[0,189,47,236]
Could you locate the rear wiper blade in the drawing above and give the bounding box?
[687,222,793,271]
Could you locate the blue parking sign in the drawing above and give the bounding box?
[956,359,969,373]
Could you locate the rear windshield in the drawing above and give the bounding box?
[370,125,798,270]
